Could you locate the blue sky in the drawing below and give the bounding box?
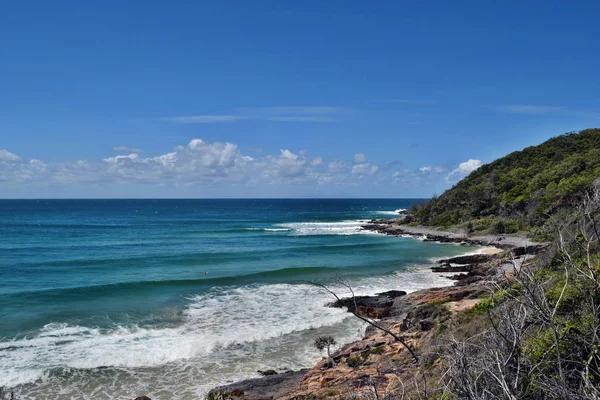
[1,1,599,198]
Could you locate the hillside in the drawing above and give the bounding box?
[202,129,600,400]
[411,128,600,238]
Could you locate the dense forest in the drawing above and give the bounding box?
[410,128,600,239]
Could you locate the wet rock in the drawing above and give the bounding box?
[329,295,394,318]
[431,265,472,273]
[207,369,309,400]
[257,369,278,376]
[375,290,407,298]
[437,254,494,265]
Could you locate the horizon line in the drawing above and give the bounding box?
[0,197,432,200]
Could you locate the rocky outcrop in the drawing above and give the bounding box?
[362,222,549,255]
[206,224,543,400]
[328,290,406,318]
[207,369,309,400]
[207,282,492,400]
[437,253,494,265]
[257,369,278,376]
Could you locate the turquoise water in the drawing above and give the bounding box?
[0,199,478,399]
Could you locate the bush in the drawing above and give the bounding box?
[467,299,494,315]
[346,355,364,368]
[490,220,506,234]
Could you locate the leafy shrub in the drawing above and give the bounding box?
[467,299,494,315]
[346,355,364,368]
[490,220,506,234]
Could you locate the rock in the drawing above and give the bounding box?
[375,290,407,298]
[455,275,485,286]
[207,369,309,400]
[420,319,434,331]
[437,254,494,265]
[410,286,487,303]
[258,369,278,376]
[329,295,394,318]
[431,265,472,273]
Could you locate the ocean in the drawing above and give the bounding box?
[0,199,478,399]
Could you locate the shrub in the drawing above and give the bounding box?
[346,355,364,368]
[490,220,506,234]
[467,299,494,315]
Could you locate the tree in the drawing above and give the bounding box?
[314,335,337,368]
[303,277,419,363]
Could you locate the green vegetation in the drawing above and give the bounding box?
[442,189,600,399]
[466,298,494,315]
[410,128,600,239]
[204,128,600,400]
[346,354,365,368]
[370,344,386,355]
[314,335,337,368]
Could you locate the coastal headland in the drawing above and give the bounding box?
[204,220,547,400]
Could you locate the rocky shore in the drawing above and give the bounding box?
[361,218,545,253]
[203,224,547,400]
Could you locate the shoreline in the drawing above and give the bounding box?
[361,219,546,253]
[206,222,546,399]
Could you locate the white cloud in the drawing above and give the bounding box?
[494,105,563,114]
[162,106,351,125]
[112,146,144,154]
[186,139,239,168]
[271,150,307,177]
[252,106,347,115]
[353,153,367,164]
[150,152,178,168]
[0,149,21,161]
[419,165,445,174]
[103,153,140,164]
[311,157,323,167]
[0,137,478,194]
[352,163,378,178]
[267,116,341,123]
[280,149,299,160]
[446,159,482,181]
[328,160,346,173]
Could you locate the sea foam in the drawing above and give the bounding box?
[275,220,376,236]
[3,265,455,399]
